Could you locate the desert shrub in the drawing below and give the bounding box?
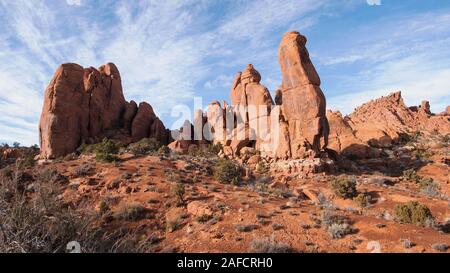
[321,210,345,227]
[235,224,258,232]
[99,200,109,215]
[170,183,185,206]
[354,192,372,208]
[402,239,415,249]
[166,171,182,184]
[2,167,14,179]
[196,214,213,223]
[417,178,440,198]
[18,149,37,169]
[432,243,449,252]
[329,175,358,199]
[321,210,354,239]
[414,146,434,160]
[128,138,161,156]
[255,160,269,174]
[214,159,242,185]
[327,223,354,239]
[74,163,94,177]
[37,168,67,184]
[403,169,420,182]
[157,145,171,156]
[406,131,422,143]
[394,201,434,227]
[166,213,186,232]
[113,202,148,221]
[248,236,292,253]
[0,168,154,253]
[188,143,222,157]
[93,138,120,162]
[63,153,78,161]
[403,170,440,197]
[440,134,450,146]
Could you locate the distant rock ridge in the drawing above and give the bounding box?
[39,62,171,159]
[327,91,450,158]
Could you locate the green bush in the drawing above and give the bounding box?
[403,170,440,197]
[354,192,372,208]
[188,143,222,157]
[403,169,420,182]
[94,138,120,162]
[128,138,161,156]
[214,159,242,185]
[157,145,171,156]
[256,161,269,174]
[170,183,185,206]
[329,175,358,199]
[394,201,434,227]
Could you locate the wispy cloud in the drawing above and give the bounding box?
[66,0,81,6]
[323,10,450,114]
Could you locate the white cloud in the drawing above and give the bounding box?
[66,0,81,6]
[204,74,234,90]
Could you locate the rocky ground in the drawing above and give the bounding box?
[1,132,448,253]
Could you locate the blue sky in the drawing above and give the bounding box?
[0,0,449,146]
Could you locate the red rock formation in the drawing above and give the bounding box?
[326,110,380,159]
[346,92,449,148]
[327,92,449,158]
[173,32,330,160]
[39,63,171,159]
[275,31,329,158]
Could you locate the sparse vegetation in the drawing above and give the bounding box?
[394,201,434,227]
[432,243,449,252]
[74,163,94,177]
[170,183,185,206]
[166,213,185,232]
[402,170,440,197]
[214,159,242,185]
[329,175,358,199]
[235,224,257,232]
[354,192,372,208]
[0,167,150,252]
[327,223,354,239]
[403,169,420,182]
[196,214,213,223]
[417,178,440,198]
[128,138,161,156]
[248,236,292,253]
[188,143,222,157]
[99,200,109,215]
[157,145,171,156]
[92,138,120,162]
[113,202,148,221]
[255,160,269,174]
[321,210,354,239]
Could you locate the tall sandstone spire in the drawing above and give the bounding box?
[274,31,329,159]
